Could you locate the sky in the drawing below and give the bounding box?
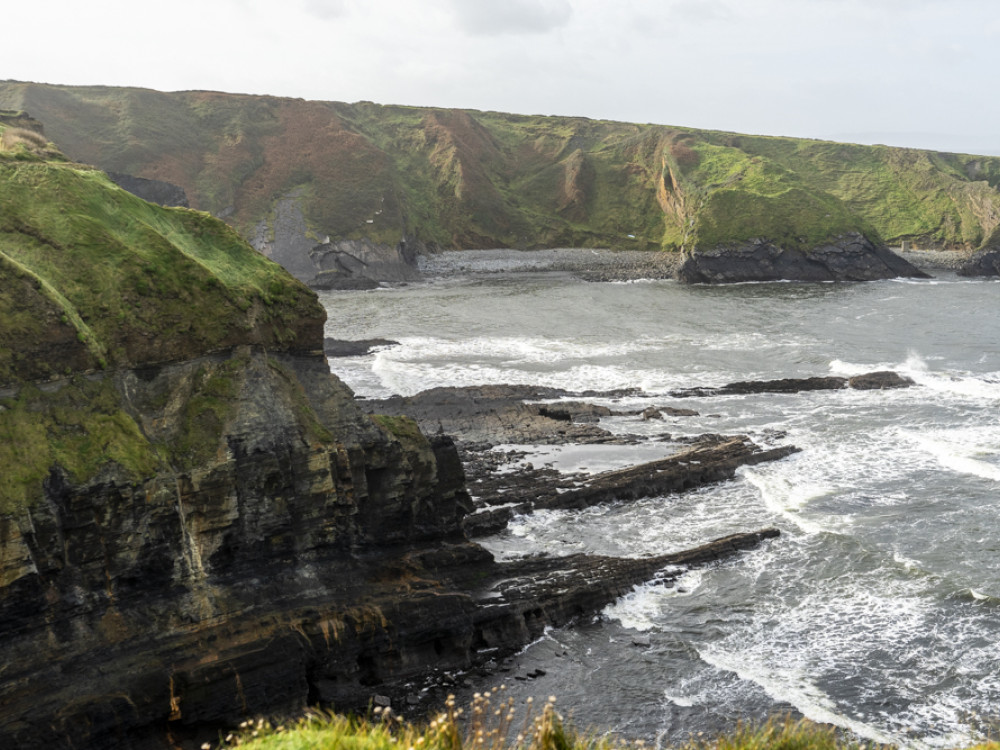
[5,0,1000,153]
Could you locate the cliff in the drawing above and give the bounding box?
[0,82,996,282]
[0,124,785,747]
[0,127,470,747]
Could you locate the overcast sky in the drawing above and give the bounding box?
[6,0,999,153]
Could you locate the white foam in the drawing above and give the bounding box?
[831,352,1000,403]
[740,466,837,535]
[662,691,697,707]
[902,428,1000,482]
[370,345,686,397]
[605,569,705,631]
[892,551,924,574]
[697,645,900,747]
[909,369,1000,402]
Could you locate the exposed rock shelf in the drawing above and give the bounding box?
[674,234,930,284]
[463,437,797,537]
[669,370,915,398]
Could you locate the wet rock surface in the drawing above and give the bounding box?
[670,370,913,398]
[361,384,801,538]
[362,385,640,446]
[674,233,931,284]
[324,337,401,357]
[462,437,797,537]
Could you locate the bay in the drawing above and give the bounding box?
[320,269,1000,749]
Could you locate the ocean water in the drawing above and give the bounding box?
[320,271,1000,748]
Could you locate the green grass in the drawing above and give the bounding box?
[0,378,161,513]
[371,414,427,445]
[0,157,320,375]
[201,693,992,750]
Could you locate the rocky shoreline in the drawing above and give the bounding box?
[417,247,682,282]
[413,245,969,284]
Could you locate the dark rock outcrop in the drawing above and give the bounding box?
[309,238,423,288]
[957,247,1000,277]
[0,362,781,749]
[324,338,401,357]
[847,371,915,390]
[675,233,931,283]
[534,438,798,513]
[670,371,914,398]
[462,437,798,536]
[106,171,190,207]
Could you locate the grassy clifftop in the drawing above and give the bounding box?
[0,122,323,383]
[0,123,327,510]
[2,82,1000,254]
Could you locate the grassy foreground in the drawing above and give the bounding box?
[199,692,999,750]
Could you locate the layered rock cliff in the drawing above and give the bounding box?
[0,133,472,747]
[0,127,785,748]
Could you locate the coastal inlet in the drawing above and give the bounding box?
[323,253,1000,749]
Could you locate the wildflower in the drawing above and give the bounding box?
[201,744,211,750]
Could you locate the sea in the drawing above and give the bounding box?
[319,257,1000,749]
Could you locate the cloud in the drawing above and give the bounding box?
[447,0,573,36]
[302,0,347,20]
[668,0,733,23]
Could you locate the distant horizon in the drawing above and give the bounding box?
[4,1,999,160]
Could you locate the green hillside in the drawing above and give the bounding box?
[2,82,1000,254]
[0,121,324,510]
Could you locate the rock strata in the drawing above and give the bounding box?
[0,130,791,750]
[0,232,784,750]
[675,233,930,283]
[308,238,423,289]
[463,437,798,536]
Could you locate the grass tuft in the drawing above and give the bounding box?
[198,694,911,750]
